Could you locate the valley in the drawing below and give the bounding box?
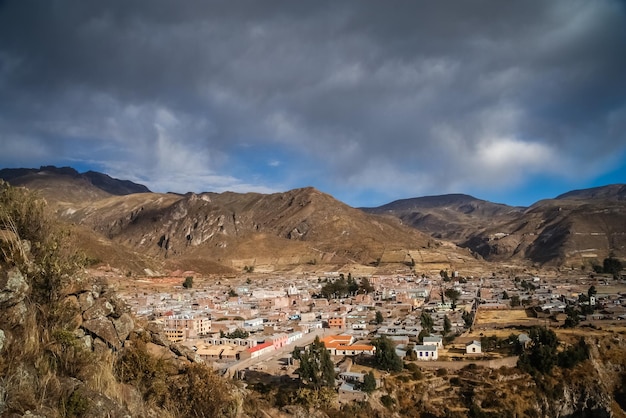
[1,167,625,417]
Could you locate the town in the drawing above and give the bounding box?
[107,264,626,402]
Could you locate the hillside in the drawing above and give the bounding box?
[1,167,483,274]
[59,187,481,274]
[362,194,525,242]
[0,166,150,201]
[460,189,626,266]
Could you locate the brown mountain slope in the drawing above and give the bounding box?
[59,187,482,273]
[362,194,525,242]
[461,192,626,267]
[0,165,150,201]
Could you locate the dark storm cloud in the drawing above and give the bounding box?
[0,0,624,200]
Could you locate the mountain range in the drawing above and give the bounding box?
[1,165,624,274]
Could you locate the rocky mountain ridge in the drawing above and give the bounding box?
[364,186,626,267]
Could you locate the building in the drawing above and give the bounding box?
[163,313,211,342]
[321,335,376,356]
[242,341,274,360]
[466,340,482,354]
[423,335,444,348]
[413,344,438,360]
[328,316,346,330]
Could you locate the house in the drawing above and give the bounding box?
[466,340,482,354]
[328,316,346,330]
[413,344,438,360]
[242,341,274,360]
[321,335,375,356]
[423,335,444,348]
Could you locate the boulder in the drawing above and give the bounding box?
[0,268,29,308]
[107,293,130,319]
[2,300,28,326]
[83,298,115,321]
[112,313,134,342]
[145,342,175,361]
[81,318,121,350]
[78,291,95,311]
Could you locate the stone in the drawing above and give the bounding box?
[80,335,93,351]
[2,301,27,326]
[92,337,111,355]
[186,351,203,364]
[82,317,121,350]
[0,329,5,352]
[112,313,134,342]
[78,291,95,311]
[145,342,175,360]
[83,298,115,321]
[0,268,29,308]
[107,294,130,319]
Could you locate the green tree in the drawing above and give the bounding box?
[228,288,238,297]
[375,310,384,325]
[362,371,376,393]
[587,285,597,299]
[182,276,193,289]
[420,312,434,334]
[603,256,622,278]
[225,328,249,339]
[462,310,474,327]
[347,274,359,295]
[444,288,461,308]
[502,290,509,300]
[296,336,335,389]
[443,315,452,335]
[359,277,374,294]
[517,326,558,374]
[372,336,403,372]
[510,295,521,307]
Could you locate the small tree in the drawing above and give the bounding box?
[296,336,335,389]
[444,288,461,308]
[502,291,509,300]
[372,336,403,372]
[375,310,384,324]
[443,315,452,335]
[359,277,375,294]
[510,295,521,307]
[183,276,193,289]
[362,371,376,393]
[420,312,434,334]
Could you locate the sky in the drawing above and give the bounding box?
[1,1,625,208]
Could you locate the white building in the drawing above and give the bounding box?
[414,344,438,360]
[423,335,443,348]
[466,340,482,354]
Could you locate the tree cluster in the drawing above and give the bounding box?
[319,273,373,298]
[294,336,335,389]
[372,336,403,372]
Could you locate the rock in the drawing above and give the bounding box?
[107,294,130,319]
[62,295,80,310]
[78,291,95,311]
[83,298,115,321]
[146,323,169,347]
[92,337,111,355]
[0,329,5,352]
[145,342,175,361]
[69,384,131,418]
[0,268,29,308]
[186,351,203,364]
[112,313,134,342]
[2,300,28,326]
[80,335,93,351]
[81,318,121,350]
